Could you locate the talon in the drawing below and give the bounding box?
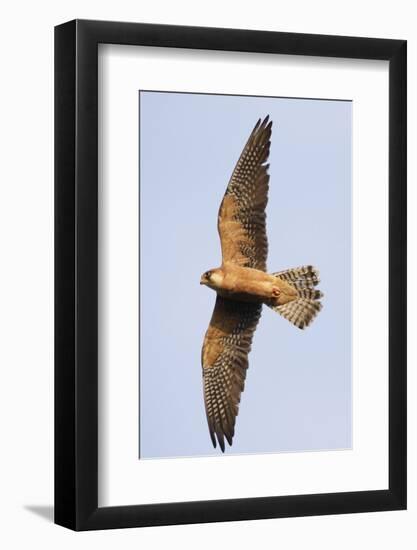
[272,287,281,298]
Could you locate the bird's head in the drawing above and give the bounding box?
[200,268,223,289]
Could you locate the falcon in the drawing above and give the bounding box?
[200,116,323,452]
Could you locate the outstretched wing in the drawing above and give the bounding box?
[218,116,272,271]
[202,296,262,451]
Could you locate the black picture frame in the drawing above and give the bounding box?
[55,19,407,531]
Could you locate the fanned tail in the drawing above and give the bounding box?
[267,265,323,329]
[271,298,322,329]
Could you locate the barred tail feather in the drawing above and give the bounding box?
[272,265,320,289]
[268,265,323,329]
[272,298,322,329]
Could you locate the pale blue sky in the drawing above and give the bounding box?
[139,91,352,458]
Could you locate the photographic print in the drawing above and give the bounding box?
[139,91,352,459]
[55,22,406,529]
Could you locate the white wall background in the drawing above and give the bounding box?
[0,0,414,548]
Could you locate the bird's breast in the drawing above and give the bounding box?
[218,266,274,302]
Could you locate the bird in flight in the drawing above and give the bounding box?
[200,116,323,452]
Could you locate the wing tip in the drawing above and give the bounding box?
[262,114,272,128]
[216,431,226,453]
[252,115,272,137]
[209,430,217,449]
[257,115,273,142]
[209,426,234,453]
[225,433,233,447]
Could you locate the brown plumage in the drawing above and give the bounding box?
[200,116,323,452]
